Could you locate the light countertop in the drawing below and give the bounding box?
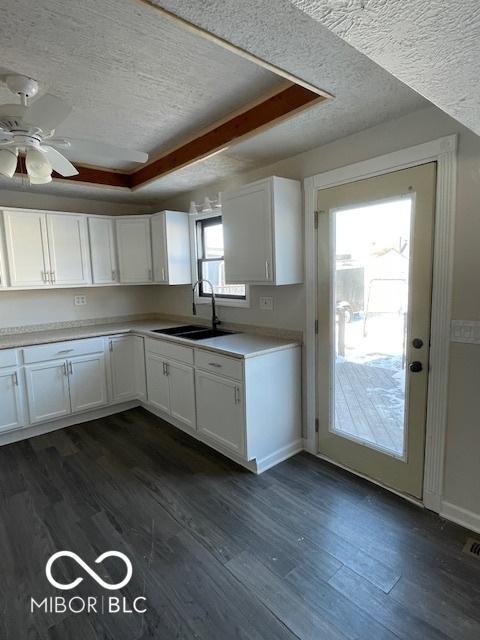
[0,320,300,359]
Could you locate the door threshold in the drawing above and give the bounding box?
[315,452,424,509]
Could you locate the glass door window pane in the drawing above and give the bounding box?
[333,197,412,457]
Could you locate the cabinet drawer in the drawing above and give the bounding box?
[144,337,193,365]
[0,349,19,369]
[23,338,105,364]
[195,349,243,381]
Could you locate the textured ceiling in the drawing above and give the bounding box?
[289,0,480,136]
[0,0,428,203]
[0,0,283,170]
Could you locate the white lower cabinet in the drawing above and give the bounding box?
[146,352,196,430]
[23,338,109,425]
[25,360,71,424]
[69,354,108,413]
[108,335,146,403]
[0,366,24,432]
[195,370,244,455]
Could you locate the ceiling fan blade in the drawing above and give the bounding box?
[40,145,79,177]
[53,138,148,164]
[26,94,72,132]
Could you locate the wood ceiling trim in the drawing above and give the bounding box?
[14,83,327,189]
[131,83,325,188]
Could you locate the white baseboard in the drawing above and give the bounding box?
[0,401,139,446]
[440,501,480,535]
[256,439,304,473]
[423,489,442,512]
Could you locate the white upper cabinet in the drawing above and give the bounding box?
[88,216,118,284]
[2,210,91,288]
[116,216,153,284]
[151,211,191,285]
[3,210,50,288]
[46,214,91,286]
[222,176,303,285]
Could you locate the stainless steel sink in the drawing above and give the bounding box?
[151,326,236,340]
[177,329,235,341]
[151,325,205,336]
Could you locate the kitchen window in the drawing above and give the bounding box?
[195,215,247,301]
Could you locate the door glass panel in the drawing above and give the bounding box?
[332,197,412,457]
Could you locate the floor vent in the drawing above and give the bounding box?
[463,538,480,559]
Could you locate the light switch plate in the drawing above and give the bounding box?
[74,295,87,306]
[259,296,273,311]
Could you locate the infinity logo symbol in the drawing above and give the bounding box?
[46,551,133,591]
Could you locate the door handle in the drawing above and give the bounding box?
[69,361,73,375]
[265,261,270,279]
[12,371,18,386]
[109,340,113,352]
[409,361,423,373]
[63,362,68,376]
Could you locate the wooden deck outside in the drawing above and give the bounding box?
[335,360,404,455]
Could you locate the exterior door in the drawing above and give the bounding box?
[167,360,196,430]
[46,214,90,285]
[69,354,108,413]
[25,361,71,424]
[3,210,50,287]
[316,163,436,498]
[195,370,244,455]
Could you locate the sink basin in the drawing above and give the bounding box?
[177,329,235,341]
[151,326,236,341]
[151,325,206,335]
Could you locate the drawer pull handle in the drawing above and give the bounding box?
[12,371,18,386]
[58,349,74,354]
[208,362,222,368]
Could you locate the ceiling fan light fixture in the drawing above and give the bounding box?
[28,174,52,185]
[26,147,52,178]
[0,148,18,178]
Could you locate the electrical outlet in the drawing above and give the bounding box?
[74,295,87,306]
[259,296,273,311]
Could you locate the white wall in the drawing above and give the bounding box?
[0,285,161,330]
[156,105,480,524]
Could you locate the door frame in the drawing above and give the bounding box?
[304,135,457,512]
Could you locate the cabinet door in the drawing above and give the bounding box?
[46,214,91,285]
[116,218,152,284]
[25,361,71,424]
[151,214,168,283]
[145,352,170,414]
[167,360,196,430]
[69,354,108,413]
[88,217,118,284]
[3,210,50,287]
[108,336,138,402]
[0,368,24,432]
[195,370,245,455]
[223,182,273,284]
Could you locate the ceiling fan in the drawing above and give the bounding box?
[0,74,148,184]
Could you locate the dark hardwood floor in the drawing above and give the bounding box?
[0,407,478,639]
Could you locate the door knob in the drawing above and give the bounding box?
[409,361,423,373]
[412,338,423,349]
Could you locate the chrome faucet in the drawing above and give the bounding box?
[192,279,220,331]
